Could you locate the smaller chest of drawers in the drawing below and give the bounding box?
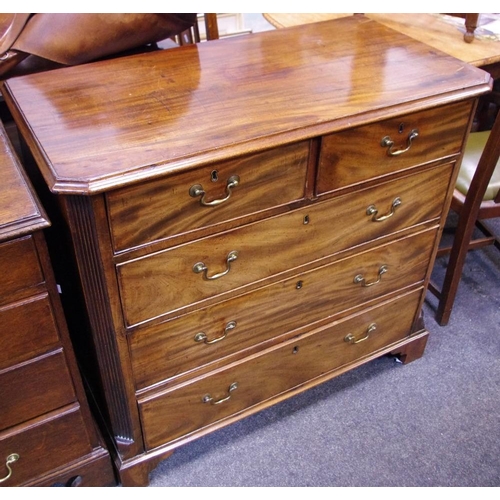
[0,122,116,487]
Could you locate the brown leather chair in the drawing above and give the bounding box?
[428,97,500,325]
[0,14,219,79]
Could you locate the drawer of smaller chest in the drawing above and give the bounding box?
[138,290,421,450]
[0,236,44,303]
[106,141,309,252]
[118,162,452,326]
[130,228,436,389]
[0,349,76,431]
[317,100,472,195]
[0,406,92,487]
[0,293,61,370]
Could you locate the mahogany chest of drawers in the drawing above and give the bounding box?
[2,16,492,486]
[0,122,116,486]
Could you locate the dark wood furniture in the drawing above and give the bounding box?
[0,122,116,487]
[429,103,500,325]
[2,16,492,486]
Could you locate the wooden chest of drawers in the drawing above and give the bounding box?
[0,123,116,487]
[2,16,492,486]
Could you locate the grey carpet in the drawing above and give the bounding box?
[149,220,500,487]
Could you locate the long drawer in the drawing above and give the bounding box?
[0,350,76,431]
[107,141,310,252]
[0,293,60,370]
[138,290,421,449]
[118,162,453,326]
[316,100,471,194]
[0,406,92,487]
[130,228,436,389]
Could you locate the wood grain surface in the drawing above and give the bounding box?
[3,15,491,194]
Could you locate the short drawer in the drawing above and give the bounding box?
[0,350,76,430]
[0,406,92,487]
[130,228,436,389]
[118,162,453,326]
[106,141,309,252]
[139,290,421,449]
[0,236,44,302]
[0,293,60,370]
[317,101,472,194]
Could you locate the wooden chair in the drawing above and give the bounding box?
[175,14,219,45]
[428,97,500,326]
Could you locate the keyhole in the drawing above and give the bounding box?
[303,215,310,225]
[398,123,405,134]
[211,170,219,182]
[292,346,299,354]
[296,280,303,290]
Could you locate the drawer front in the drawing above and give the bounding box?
[0,350,76,430]
[118,163,452,326]
[139,290,421,449]
[317,101,471,194]
[0,236,43,302]
[107,141,309,252]
[0,407,92,487]
[0,293,60,370]
[130,228,436,389]
[31,449,117,487]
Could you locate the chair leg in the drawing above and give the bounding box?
[435,209,482,326]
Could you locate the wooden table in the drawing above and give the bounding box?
[2,15,492,486]
[264,14,500,75]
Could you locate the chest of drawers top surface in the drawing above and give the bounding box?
[3,15,491,195]
[0,124,48,240]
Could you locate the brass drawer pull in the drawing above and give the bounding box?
[189,175,240,207]
[194,320,237,345]
[381,129,419,156]
[344,323,377,344]
[202,382,238,405]
[366,197,401,222]
[354,265,388,287]
[0,454,20,484]
[193,250,238,281]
